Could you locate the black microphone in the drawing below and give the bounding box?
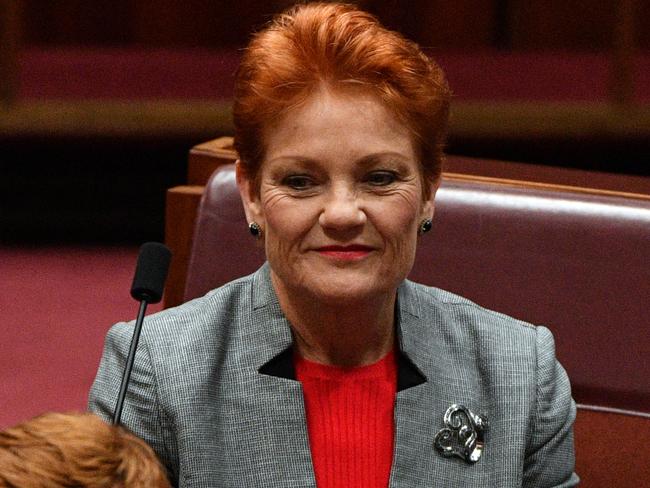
[113,242,171,426]
[130,242,172,304]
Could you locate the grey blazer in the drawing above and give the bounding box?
[89,263,579,487]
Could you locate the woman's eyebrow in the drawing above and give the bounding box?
[355,152,413,167]
[266,152,413,170]
[267,155,318,171]
[265,155,317,168]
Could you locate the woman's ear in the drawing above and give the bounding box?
[236,160,263,225]
[421,177,440,222]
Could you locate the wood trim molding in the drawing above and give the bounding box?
[444,172,650,201]
[164,185,204,308]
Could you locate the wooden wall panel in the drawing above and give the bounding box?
[412,0,496,48]
[368,0,495,48]
[638,1,650,46]
[508,0,649,50]
[17,0,650,49]
[131,0,274,47]
[509,0,615,50]
[19,0,500,48]
[0,0,21,105]
[23,0,132,45]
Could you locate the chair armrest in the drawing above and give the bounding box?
[187,136,237,185]
[164,185,204,308]
[574,406,650,487]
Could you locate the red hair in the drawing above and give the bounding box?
[233,2,451,194]
[0,412,171,488]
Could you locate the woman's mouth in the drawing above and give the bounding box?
[315,245,374,261]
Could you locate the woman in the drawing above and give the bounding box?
[0,412,171,487]
[90,3,578,487]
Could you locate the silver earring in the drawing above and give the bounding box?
[418,218,432,235]
[248,222,262,238]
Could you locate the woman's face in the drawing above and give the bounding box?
[238,87,436,305]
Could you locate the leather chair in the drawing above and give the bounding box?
[176,162,650,487]
[164,137,650,309]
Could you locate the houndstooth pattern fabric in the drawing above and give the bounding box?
[88,263,579,487]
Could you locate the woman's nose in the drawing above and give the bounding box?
[318,188,366,230]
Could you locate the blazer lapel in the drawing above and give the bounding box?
[390,282,492,487]
[244,265,317,487]
[244,268,492,486]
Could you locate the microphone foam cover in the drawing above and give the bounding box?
[130,242,172,303]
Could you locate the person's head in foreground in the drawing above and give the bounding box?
[0,412,171,488]
[235,1,451,364]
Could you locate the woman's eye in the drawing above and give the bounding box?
[282,175,314,190]
[366,171,397,186]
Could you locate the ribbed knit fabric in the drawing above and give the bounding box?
[295,350,397,488]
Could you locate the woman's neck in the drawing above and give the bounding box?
[271,274,396,367]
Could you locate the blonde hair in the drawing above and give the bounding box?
[0,412,171,488]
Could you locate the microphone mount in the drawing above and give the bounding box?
[112,242,171,426]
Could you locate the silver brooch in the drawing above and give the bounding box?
[434,404,488,464]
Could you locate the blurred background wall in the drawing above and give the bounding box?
[15,0,650,49]
[1,0,649,242]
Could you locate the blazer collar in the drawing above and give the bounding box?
[252,263,427,391]
[248,265,489,485]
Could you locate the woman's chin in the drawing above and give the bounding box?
[271,261,402,306]
[304,273,395,305]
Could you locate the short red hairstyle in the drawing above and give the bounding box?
[0,412,171,488]
[233,1,451,194]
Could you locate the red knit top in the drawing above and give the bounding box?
[294,350,398,488]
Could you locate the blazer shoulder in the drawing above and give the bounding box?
[124,272,257,349]
[401,280,541,350]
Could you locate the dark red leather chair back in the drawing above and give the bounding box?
[185,164,650,414]
[185,167,265,293]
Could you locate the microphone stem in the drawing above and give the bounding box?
[112,299,148,426]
